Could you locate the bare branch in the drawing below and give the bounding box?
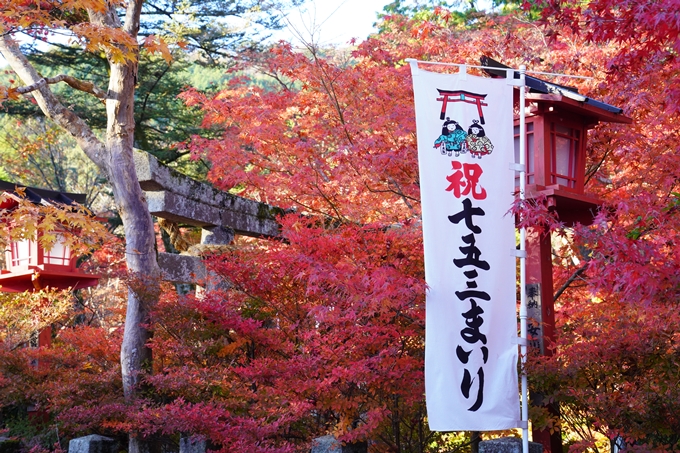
[0,35,108,173]
[16,74,107,100]
[554,262,588,302]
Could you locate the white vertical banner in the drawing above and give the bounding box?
[409,62,520,431]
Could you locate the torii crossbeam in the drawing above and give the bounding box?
[437,89,488,124]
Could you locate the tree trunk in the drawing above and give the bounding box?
[106,45,160,401]
[108,64,160,453]
[1,2,161,450]
[471,431,480,453]
[104,9,161,452]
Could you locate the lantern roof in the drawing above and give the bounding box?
[0,180,86,209]
[480,56,632,125]
[0,181,100,293]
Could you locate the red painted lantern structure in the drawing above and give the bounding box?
[513,87,630,226]
[483,57,632,453]
[0,182,101,347]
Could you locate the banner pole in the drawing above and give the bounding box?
[518,64,529,453]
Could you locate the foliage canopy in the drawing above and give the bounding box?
[0,1,679,453]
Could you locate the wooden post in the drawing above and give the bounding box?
[526,228,561,453]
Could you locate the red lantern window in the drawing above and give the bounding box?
[10,238,34,268]
[550,123,580,189]
[44,235,71,266]
[514,121,535,186]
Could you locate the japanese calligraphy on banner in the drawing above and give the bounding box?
[409,63,520,431]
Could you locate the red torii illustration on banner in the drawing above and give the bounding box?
[437,89,488,124]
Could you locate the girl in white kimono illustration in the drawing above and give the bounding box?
[465,120,493,158]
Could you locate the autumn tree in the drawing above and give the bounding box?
[504,1,680,450]
[0,117,110,210]
[173,4,680,450]
[1,2,678,451]
[168,9,588,451]
[0,194,127,449]
[0,1,303,452]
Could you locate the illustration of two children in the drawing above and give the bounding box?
[433,118,493,158]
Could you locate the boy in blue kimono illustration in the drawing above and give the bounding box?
[434,117,467,157]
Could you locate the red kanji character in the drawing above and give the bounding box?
[445,161,487,199]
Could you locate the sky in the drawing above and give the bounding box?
[271,0,391,47]
[271,0,495,47]
[0,0,389,67]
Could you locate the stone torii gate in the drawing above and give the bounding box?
[67,153,281,452]
[133,152,368,453]
[133,150,283,288]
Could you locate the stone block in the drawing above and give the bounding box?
[311,436,340,453]
[310,436,367,453]
[68,434,118,453]
[179,437,206,453]
[219,207,280,239]
[479,437,543,453]
[158,253,206,284]
[146,191,221,227]
[158,252,229,292]
[146,190,280,239]
[201,226,234,245]
[135,150,282,238]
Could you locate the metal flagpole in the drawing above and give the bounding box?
[518,64,529,453]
